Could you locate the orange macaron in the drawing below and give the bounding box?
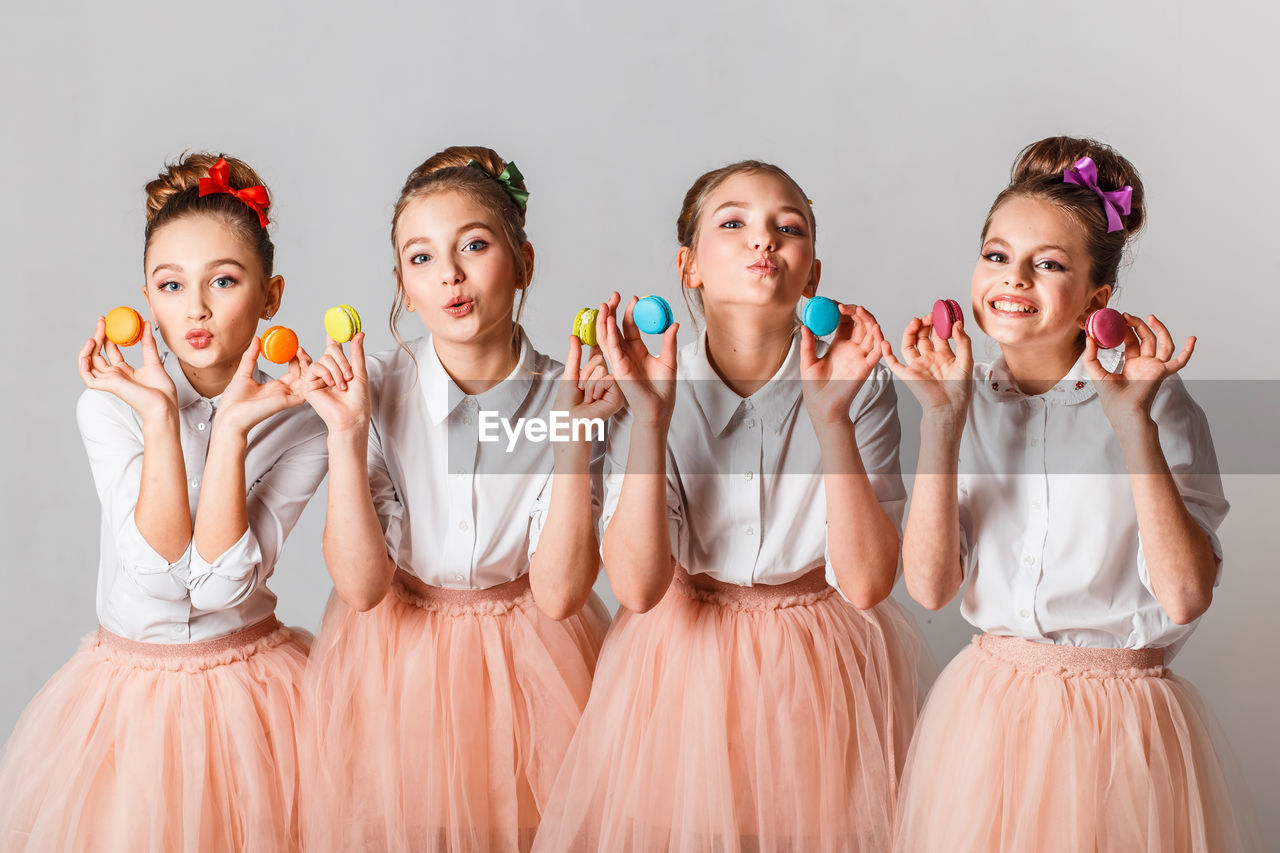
[260,325,299,364]
[104,306,143,346]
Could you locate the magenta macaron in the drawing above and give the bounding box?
[1085,308,1128,349]
[931,298,963,340]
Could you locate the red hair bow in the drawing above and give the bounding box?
[198,157,270,227]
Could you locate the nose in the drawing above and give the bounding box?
[748,224,775,253]
[1005,259,1033,289]
[438,255,465,286]
[186,286,210,320]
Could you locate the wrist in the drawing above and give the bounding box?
[139,404,181,435]
[327,424,370,453]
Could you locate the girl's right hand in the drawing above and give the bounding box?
[882,312,974,429]
[304,331,371,434]
[597,292,679,426]
[78,317,178,422]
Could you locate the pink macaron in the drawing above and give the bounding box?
[1085,308,1128,349]
[932,298,963,340]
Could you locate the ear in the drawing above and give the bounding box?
[1078,283,1113,328]
[677,246,700,290]
[802,257,822,299]
[517,241,535,290]
[263,274,285,319]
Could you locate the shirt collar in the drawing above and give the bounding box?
[979,346,1122,406]
[161,348,268,411]
[687,330,802,436]
[417,327,538,425]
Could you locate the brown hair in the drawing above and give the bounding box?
[981,136,1146,292]
[675,160,816,328]
[389,146,531,344]
[143,152,275,275]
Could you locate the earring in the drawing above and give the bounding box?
[265,312,274,321]
[404,298,415,313]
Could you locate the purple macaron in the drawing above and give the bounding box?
[1085,308,1128,349]
[931,299,963,340]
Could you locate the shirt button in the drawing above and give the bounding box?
[1031,499,1042,509]
[744,419,756,429]
[464,397,476,409]
[744,526,754,536]
[454,573,464,582]
[1022,554,1034,566]
[197,422,206,431]
[744,471,754,481]
[459,521,470,532]
[189,478,199,489]
[462,416,473,426]
[1019,608,1032,619]
[455,468,466,477]
[1029,437,1039,446]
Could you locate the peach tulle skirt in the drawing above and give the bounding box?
[893,633,1263,852]
[299,572,611,853]
[532,567,927,853]
[0,617,312,853]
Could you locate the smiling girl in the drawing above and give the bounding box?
[534,161,924,851]
[0,153,328,852]
[298,146,617,852]
[887,136,1260,851]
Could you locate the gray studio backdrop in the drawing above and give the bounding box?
[3,0,1275,840]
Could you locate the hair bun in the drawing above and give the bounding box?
[1010,136,1146,234]
[144,153,270,228]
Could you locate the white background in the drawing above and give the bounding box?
[2,0,1275,841]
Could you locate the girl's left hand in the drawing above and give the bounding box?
[216,337,313,434]
[555,335,624,428]
[800,304,886,426]
[1085,312,1194,427]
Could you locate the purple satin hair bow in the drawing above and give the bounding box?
[1063,157,1132,233]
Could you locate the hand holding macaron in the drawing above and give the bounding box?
[304,314,370,434]
[882,299,974,425]
[597,291,679,425]
[1083,311,1196,427]
[800,302,887,425]
[216,332,314,434]
[79,311,178,420]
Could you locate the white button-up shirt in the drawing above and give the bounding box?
[77,352,328,643]
[365,329,601,589]
[602,333,906,595]
[956,350,1228,657]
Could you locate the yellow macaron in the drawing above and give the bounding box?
[324,304,362,344]
[572,307,599,347]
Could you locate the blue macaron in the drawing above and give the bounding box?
[802,296,841,337]
[633,295,674,334]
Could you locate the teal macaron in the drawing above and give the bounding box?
[633,295,673,334]
[802,296,841,337]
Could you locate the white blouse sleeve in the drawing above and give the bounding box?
[600,405,686,567]
[527,426,606,559]
[1135,376,1229,591]
[76,389,191,601]
[186,414,329,612]
[824,363,908,593]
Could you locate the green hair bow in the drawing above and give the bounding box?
[467,159,529,211]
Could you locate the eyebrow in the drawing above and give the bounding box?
[712,201,809,219]
[401,223,497,252]
[982,238,1072,255]
[149,258,247,277]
